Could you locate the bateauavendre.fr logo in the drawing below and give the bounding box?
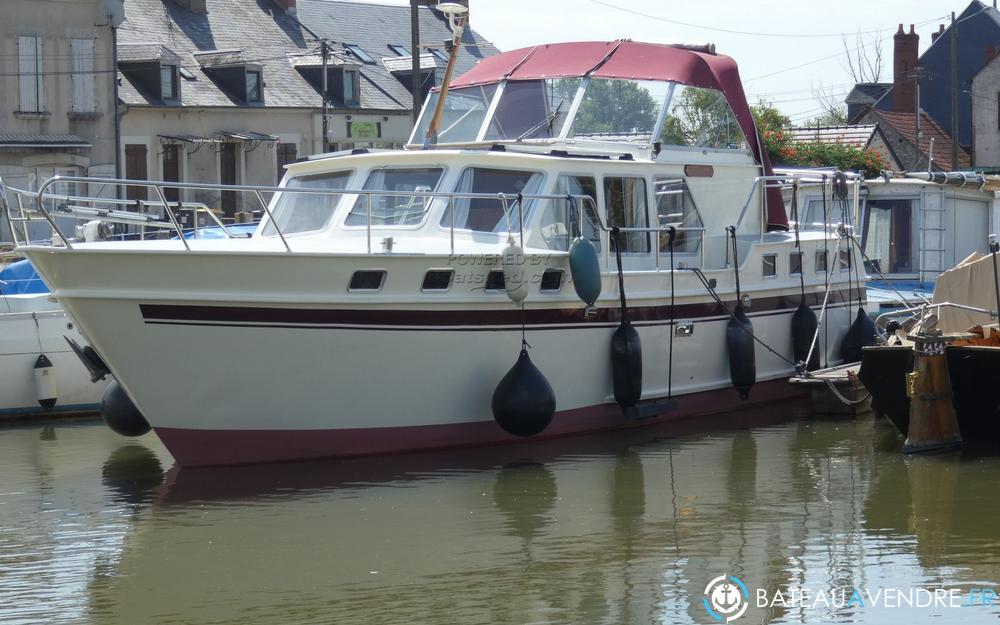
[701,575,999,622]
[703,575,749,623]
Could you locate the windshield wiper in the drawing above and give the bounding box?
[516,101,565,141]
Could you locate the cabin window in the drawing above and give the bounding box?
[861,199,913,273]
[349,270,386,291]
[265,171,351,235]
[422,269,453,291]
[839,249,852,272]
[534,175,601,252]
[660,84,747,150]
[815,250,828,273]
[485,79,577,141]
[569,78,668,143]
[485,270,505,290]
[790,251,803,274]
[440,167,542,233]
[762,253,777,277]
[604,176,650,254]
[346,167,443,226]
[540,269,564,291]
[412,84,497,144]
[654,177,702,254]
[795,197,830,231]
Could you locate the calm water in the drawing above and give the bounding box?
[2,409,1000,625]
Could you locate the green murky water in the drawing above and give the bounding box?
[2,409,1000,624]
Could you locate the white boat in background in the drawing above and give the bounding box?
[0,260,106,418]
[7,39,870,466]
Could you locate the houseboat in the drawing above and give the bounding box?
[8,40,864,466]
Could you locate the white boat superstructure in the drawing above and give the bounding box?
[5,41,867,465]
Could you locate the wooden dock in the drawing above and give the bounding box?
[788,362,871,415]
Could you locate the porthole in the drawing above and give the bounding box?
[485,270,505,291]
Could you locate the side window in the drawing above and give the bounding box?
[659,84,747,150]
[603,176,649,254]
[655,177,703,254]
[538,175,600,251]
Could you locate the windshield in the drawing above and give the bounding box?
[485,79,579,141]
[569,78,670,143]
[440,167,542,233]
[345,167,444,226]
[659,84,748,150]
[264,171,351,235]
[410,84,497,144]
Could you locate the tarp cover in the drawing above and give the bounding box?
[450,40,787,230]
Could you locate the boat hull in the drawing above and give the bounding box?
[24,248,859,466]
[0,300,105,418]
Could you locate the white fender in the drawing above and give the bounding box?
[502,236,529,303]
[33,354,57,411]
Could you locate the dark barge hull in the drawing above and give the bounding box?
[859,344,1000,441]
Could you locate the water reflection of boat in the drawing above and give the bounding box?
[17,40,861,466]
[79,409,906,625]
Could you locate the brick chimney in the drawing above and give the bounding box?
[274,0,295,14]
[930,24,946,43]
[893,24,919,114]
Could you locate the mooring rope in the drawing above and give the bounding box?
[667,226,676,399]
[688,267,796,366]
[823,378,871,406]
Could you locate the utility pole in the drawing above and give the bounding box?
[321,39,329,152]
[410,0,421,123]
[951,11,959,170]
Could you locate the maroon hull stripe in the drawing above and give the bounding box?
[140,287,863,328]
[155,377,804,467]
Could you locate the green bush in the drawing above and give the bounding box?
[762,130,887,178]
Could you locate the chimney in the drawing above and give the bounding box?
[274,0,295,13]
[931,24,946,43]
[893,24,919,114]
[173,0,207,13]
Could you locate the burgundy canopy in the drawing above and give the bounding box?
[450,41,787,231]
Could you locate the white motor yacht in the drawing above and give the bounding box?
[8,40,866,465]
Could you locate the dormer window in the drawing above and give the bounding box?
[246,69,262,103]
[194,50,263,105]
[118,44,184,103]
[291,52,361,106]
[161,65,179,99]
[345,44,375,64]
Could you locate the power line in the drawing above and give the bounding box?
[588,0,927,39]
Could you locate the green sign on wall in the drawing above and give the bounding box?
[348,121,380,139]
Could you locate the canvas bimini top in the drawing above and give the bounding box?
[409,40,788,231]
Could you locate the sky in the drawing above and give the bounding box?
[356,0,982,125]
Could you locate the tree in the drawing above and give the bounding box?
[573,79,658,135]
[810,31,883,125]
[750,99,791,134]
[660,86,747,148]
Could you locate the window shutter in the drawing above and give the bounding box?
[71,38,95,112]
[18,36,39,112]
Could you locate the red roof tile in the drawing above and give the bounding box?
[870,109,971,170]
